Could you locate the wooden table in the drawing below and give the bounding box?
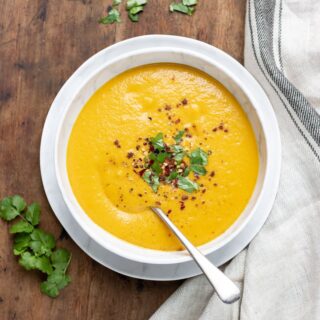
[0,1,245,319]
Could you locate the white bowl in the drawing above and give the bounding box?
[54,35,281,268]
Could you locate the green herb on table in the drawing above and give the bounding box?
[0,195,71,298]
[126,0,148,22]
[99,8,121,24]
[130,130,209,194]
[170,0,197,16]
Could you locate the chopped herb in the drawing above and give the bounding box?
[143,170,160,192]
[130,5,144,14]
[132,130,209,193]
[128,11,139,21]
[150,133,165,150]
[126,0,148,22]
[167,171,178,181]
[113,0,122,5]
[170,3,195,15]
[177,177,199,193]
[99,8,121,24]
[0,195,72,298]
[182,0,197,5]
[127,0,147,9]
[190,164,207,176]
[174,129,185,143]
[189,147,208,165]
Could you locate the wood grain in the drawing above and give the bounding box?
[0,1,246,319]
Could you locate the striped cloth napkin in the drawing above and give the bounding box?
[151,0,320,319]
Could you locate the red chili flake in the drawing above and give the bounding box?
[191,196,196,200]
[176,103,181,108]
[182,98,188,105]
[138,193,143,197]
[202,201,206,204]
[214,183,218,187]
[224,129,229,133]
[194,174,200,180]
[180,201,186,210]
[127,152,134,159]
[200,184,204,187]
[114,140,121,148]
[143,142,147,146]
[181,195,188,201]
[186,133,192,138]
[138,169,146,176]
[175,119,181,124]
[148,116,152,120]
[210,171,215,177]
[219,125,224,130]
[167,209,172,214]
[136,145,140,151]
[202,189,206,194]
[164,105,172,111]
[168,116,172,120]
[212,128,217,132]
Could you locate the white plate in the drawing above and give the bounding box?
[40,35,281,280]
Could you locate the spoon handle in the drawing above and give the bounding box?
[151,207,240,304]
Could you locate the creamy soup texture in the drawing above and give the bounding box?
[67,63,259,251]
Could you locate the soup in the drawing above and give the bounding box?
[67,63,259,251]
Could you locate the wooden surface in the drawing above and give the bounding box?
[0,1,246,319]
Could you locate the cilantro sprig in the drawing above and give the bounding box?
[170,0,198,16]
[137,131,209,193]
[0,195,71,298]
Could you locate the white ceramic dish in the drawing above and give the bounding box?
[41,35,281,280]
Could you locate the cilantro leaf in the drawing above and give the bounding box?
[182,166,190,177]
[170,3,195,15]
[113,0,122,5]
[29,229,56,257]
[130,5,143,15]
[151,161,162,175]
[51,249,71,272]
[156,152,169,163]
[0,196,25,221]
[167,171,178,181]
[150,133,165,150]
[11,195,27,212]
[25,203,41,226]
[182,0,197,5]
[19,252,53,274]
[190,164,207,176]
[172,145,185,163]
[177,176,198,192]
[189,148,208,165]
[40,270,71,298]
[13,233,31,255]
[9,220,33,234]
[128,12,139,21]
[0,201,19,221]
[127,0,147,10]
[143,170,160,192]
[99,8,121,24]
[174,130,185,143]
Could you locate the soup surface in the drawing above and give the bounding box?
[67,64,259,251]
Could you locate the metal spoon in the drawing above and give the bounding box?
[150,207,240,304]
